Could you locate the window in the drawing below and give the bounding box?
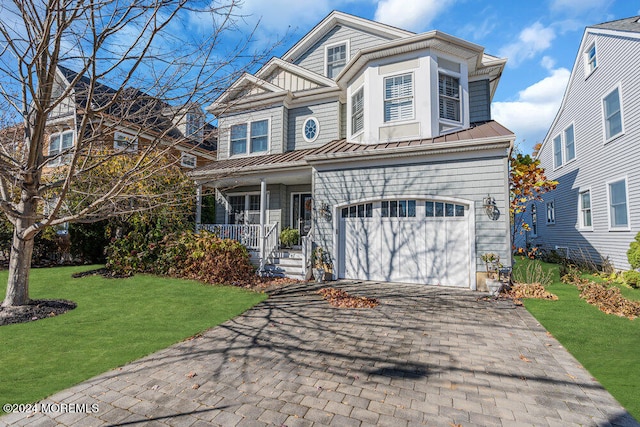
[113,131,138,152]
[302,117,319,142]
[341,203,372,218]
[384,74,413,122]
[230,119,269,156]
[326,43,347,79]
[439,74,460,122]
[180,152,197,168]
[603,86,623,141]
[586,43,597,74]
[579,190,592,229]
[553,135,562,168]
[564,124,575,162]
[546,201,555,224]
[351,88,364,135]
[425,201,465,218]
[230,123,247,155]
[531,204,537,236]
[48,130,74,166]
[608,179,628,229]
[228,194,263,224]
[186,112,204,139]
[382,200,416,218]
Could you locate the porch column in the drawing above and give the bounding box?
[259,179,267,272]
[195,184,202,231]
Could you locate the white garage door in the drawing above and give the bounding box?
[338,199,471,287]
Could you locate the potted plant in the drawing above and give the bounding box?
[279,227,300,249]
[312,247,332,283]
[481,252,503,296]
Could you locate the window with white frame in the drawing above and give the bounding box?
[608,179,628,229]
[546,200,555,224]
[48,130,74,166]
[603,86,623,141]
[302,117,319,142]
[564,124,575,162]
[579,190,592,229]
[553,135,563,168]
[113,131,138,152]
[384,73,413,122]
[227,194,262,224]
[351,88,364,135]
[438,74,460,122]
[230,119,268,156]
[186,112,204,139]
[326,43,347,79]
[531,204,537,236]
[180,152,197,168]
[585,42,597,74]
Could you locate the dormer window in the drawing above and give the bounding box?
[230,119,269,156]
[439,74,460,122]
[186,112,204,139]
[326,42,348,79]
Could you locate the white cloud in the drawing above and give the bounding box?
[373,0,455,32]
[492,67,571,150]
[499,22,556,68]
[235,0,334,34]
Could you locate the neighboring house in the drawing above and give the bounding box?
[191,11,515,289]
[532,16,640,270]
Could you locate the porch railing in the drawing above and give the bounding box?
[199,224,262,250]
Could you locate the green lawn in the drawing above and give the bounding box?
[514,257,640,420]
[0,266,267,408]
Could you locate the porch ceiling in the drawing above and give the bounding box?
[200,167,312,188]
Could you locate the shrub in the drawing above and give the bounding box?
[513,259,553,287]
[628,232,640,270]
[69,221,109,263]
[623,270,640,289]
[279,227,299,248]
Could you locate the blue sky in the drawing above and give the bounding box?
[233,0,640,154]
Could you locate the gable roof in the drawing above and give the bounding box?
[281,11,413,63]
[191,120,513,179]
[256,58,338,88]
[590,16,640,33]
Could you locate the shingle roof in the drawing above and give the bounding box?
[193,120,513,175]
[590,16,640,33]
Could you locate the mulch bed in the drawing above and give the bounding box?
[0,299,77,326]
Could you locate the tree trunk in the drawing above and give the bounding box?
[2,230,35,307]
[2,196,37,308]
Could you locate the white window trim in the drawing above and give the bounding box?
[530,204,538,237]
[383,72,415,123]
[606,177,630,231]
[584,40,597,78]
[113,131,139,153]
[578,187,593,231]
[225,191,270,225]
[552,134,563,170]
[601,83,625,144]
[48,129,75,166]
[228,118,271,157]
[324,40,350,79]
[349,85,364,138]
[546,200,555,225]
[438,68,462,125]
[563,122,576,164]
[302,117,320,143]
[180,152,197,168]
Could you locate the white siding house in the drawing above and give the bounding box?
[532,16,640,270]
[191,11,514,289]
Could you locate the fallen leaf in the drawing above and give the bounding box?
[519,354,531,363]
[186,371,197,378]
[191,384,200,389]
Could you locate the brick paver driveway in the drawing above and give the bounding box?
[2,282,638,426]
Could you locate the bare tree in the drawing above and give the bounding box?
[0,0,273,307]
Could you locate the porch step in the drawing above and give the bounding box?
[264,250,306,281]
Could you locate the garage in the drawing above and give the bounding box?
[338,198,472,287]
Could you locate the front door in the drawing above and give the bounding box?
[292,193,312,236]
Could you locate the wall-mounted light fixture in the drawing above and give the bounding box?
[318,202,332,221]
[483,195,498,220]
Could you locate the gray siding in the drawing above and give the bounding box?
[216,106,285,159]
[469,79,491,123]
[293,25,394,77]
[312,154,511,273]
[535,31,640,270]
[287,102,340,151]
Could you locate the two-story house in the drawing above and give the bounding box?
[532,16,640,270]
[192,11,515,289]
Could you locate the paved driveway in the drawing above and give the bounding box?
[2,282,638,426]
